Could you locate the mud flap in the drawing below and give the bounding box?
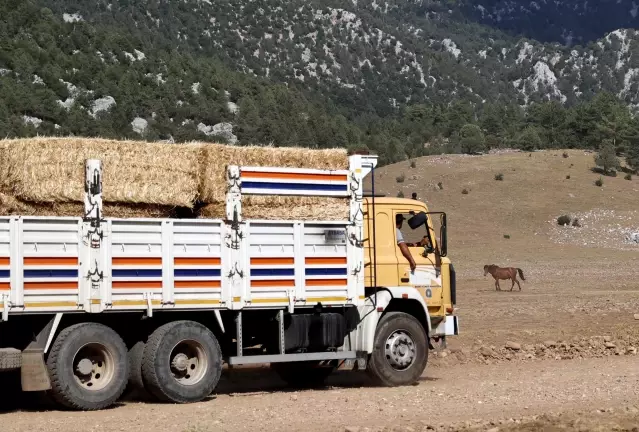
[21,348,51,391]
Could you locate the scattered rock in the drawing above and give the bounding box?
[544,340,556,348]
[604,342,616,349]
[344,427,360,432]
[505,341,521,351]
[290,394,298,401]
[627,347,637,355]
[603,336,613,342]
[634,314,639,320]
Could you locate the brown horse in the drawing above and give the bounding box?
[483,264,526,291]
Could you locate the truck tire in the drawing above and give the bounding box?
[271,361,334,388]
[46,322,129,410]
[141,320,222,403]
[367,312,428,387]
[124,341,154,400]
[0,348,21,371]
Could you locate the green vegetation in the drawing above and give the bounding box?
[1,1,639,168]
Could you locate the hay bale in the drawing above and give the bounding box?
[200,196,350,221]
[0,138,202,207]
[199,144,349,203]
[0,192,174,218]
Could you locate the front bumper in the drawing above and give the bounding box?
[432,315,459,336]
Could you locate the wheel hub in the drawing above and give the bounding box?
[76,358,94,375]
[169,340,208,386]
[171,353,189,372]
[72,343,115,391]
[384,330,416,370]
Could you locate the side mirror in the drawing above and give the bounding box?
[439,213,448,257]
[407,211,427,230]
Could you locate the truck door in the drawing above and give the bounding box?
[394,211,443,305]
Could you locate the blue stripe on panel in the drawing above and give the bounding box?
[174,269,221,277]
[242,181,347,192]
[112,269,162,278]
[305,268,348,276]
[250,268,295,277]
[24,269,79,278]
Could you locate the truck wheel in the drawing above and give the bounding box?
[141,320,222,403]
[124,341,154,400]
[367,312,428,387]
[271,361,334,388]
[46,323,129,410]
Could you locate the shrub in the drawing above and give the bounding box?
[461,188,469,195]
[503,234,511,239]
[595,177,604,187]
[563,152,569,158]
[437,182,443,190]
[557,215,571,226]
[625,173,632,180]
[494,173,504,181]
[566,175,570,179]
[397,191,404,198]
[572,218,581,227]
[396,173,405,183]
[409,160,416,168]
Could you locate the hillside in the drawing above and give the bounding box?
[460,0,639,44]
[2,1,639,164]
[374,149,639,265]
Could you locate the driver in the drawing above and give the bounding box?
[396,214,417,273]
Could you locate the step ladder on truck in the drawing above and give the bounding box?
[0,154,458,410]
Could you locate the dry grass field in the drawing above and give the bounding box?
[1,149,638,431]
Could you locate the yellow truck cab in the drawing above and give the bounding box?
[364,197,458,347]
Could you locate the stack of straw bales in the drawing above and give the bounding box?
[0,138,350,220]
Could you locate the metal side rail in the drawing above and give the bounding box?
[228,351,358,365]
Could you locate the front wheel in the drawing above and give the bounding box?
[367,312,428,387]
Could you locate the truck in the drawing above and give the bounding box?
[0,154,458,410]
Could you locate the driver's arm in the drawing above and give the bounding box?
[396,229,416,272]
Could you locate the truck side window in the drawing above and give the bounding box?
[396,212,431,248]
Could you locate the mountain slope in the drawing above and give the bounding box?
[1,0,639,165]
[460,0,639,44]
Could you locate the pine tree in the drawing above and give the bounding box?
[594,139,620,175]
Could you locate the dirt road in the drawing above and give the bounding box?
[1,356,637,432]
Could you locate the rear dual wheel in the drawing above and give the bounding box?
[141,321,223,403]
[47,323,129,410]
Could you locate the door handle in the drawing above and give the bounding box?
[401,277,409,283]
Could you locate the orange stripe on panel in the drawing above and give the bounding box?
[112,281,163,289]
[0,282,9,290]
[0,257,9,266]
[305,279,348,287]
[251,257,295,265]
[112,257,162,266]
[305,257,347,265]
[242,171,348,182]
[174,280,221,289]
[24,257,78,266]
[174,257,221,266]
[251,279,296,288]
[24,281,78,290]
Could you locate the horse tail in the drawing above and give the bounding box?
[517,268,525,281]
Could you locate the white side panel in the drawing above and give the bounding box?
[19,217,83,312]
[246,222,295,306]
[109,219,163,309]
[172,220,223,308]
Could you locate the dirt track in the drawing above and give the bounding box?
[1,151,639,431]
[1,356,638,432]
